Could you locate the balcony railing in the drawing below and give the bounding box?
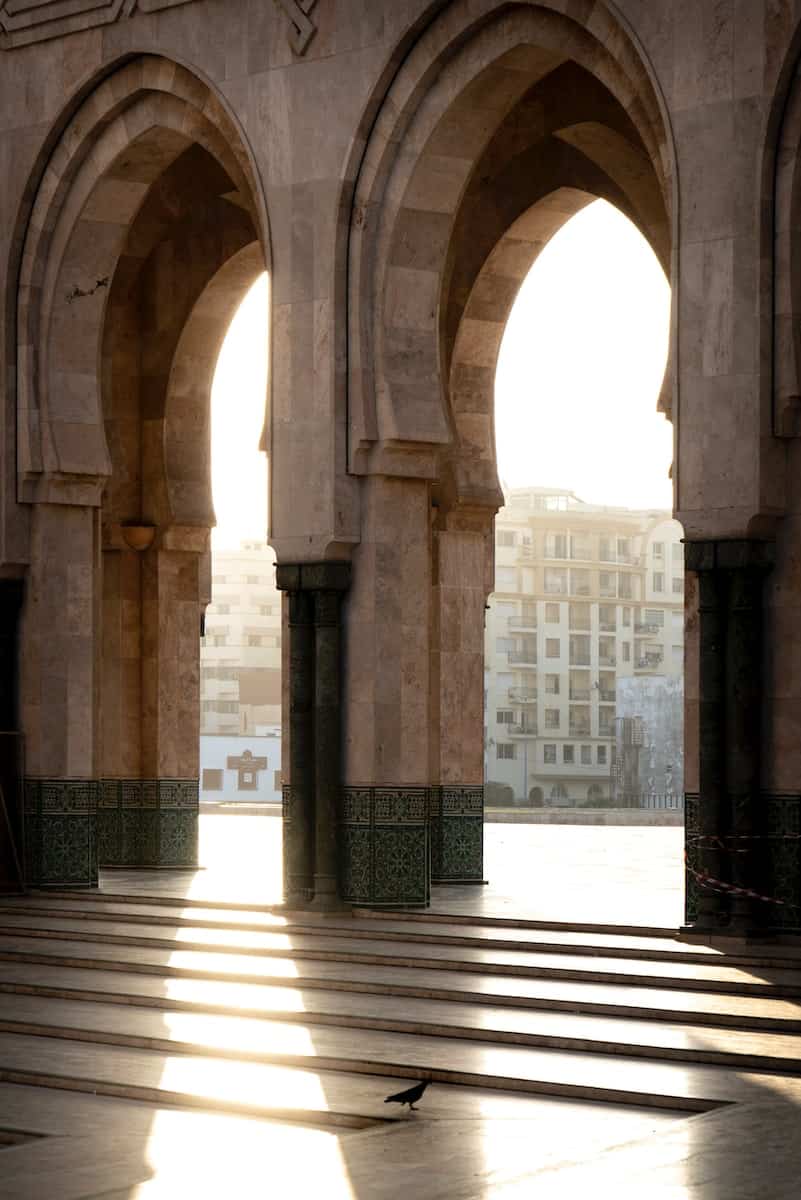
[509,615,537,632]
[569,688,591,701]
[599,621,616,632]
[636,653,664,670]
[634,622,660,636]
[510,722,538,736]
[599,654,616,667]
[508,687,538,703]
[599,690,616,703]
[570,654,591,667]
[569,723,591,737]
[508,650,537,666]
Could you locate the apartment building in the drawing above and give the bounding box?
[200,541,281,736]
[485,488,684,805]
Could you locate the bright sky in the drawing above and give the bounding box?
[494,199,672,509]
[210,199,671,546]
[210,273,270,549]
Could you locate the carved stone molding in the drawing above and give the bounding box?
[0,0,319,52]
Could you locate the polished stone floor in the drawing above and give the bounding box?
[0,813,798,1199]
[105,809,685,928]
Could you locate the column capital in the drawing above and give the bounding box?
[683,538,774,574]
[275,561,352,593]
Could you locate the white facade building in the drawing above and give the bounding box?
[485,488,684,806]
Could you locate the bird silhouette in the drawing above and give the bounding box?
[384,1080,429,1111]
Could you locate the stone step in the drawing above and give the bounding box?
[44,888,680,937]
[0,998,742,1112]
[1,918,799,996]
[4,898,798,970]
[2,962,801,1073]
[2,940,800,1030]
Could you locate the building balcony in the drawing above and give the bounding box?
[569,723,591,738]
[508,687,538,703]
[569,688,591,701]
[510,722,538,736]
[598,654,616,667]
[636,653,664,670]
[599,690,616,703]
[634,622,660,636]
[569,654,591,667]
[509,616,537,632]
[507,651,538,667]
[599,621,616,632]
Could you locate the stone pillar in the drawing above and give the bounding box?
[340,477,432,906]
[428,509,488,883]
[684,540,773,933]
[0,582,24,890]
[276,561,350,908]
[20,504,100,887]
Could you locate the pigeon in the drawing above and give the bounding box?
[384,1080,429,1111]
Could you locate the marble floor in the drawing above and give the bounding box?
[0,813,799,1198]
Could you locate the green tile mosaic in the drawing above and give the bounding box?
[339,787,430,906]
[96,779,198,868]
[429,785,484,883]
[23,779,98,887]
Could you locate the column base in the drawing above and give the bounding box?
[338,787,430,906]
[429,785,484,883]
[24,779,99,887]
[98,779,199,868]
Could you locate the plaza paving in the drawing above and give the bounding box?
[0,814,798,1198]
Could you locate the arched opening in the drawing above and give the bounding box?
[16,58,270,883]
[198,273,284,821]
[345,1,681,912]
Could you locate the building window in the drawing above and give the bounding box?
[617,538,631,561]
[570,568,590,595]
[545,674,560,695]
[644,609,665,626]
[652,542,664,559]
[545,708,560,729]
[599,571,616,597]
[622,642,631,662]
[498,529,516,547]
[672,577,683,594]
[581,745,592,765]
[597,745,608,765]
[496,637,515,654]
[652,572,664,592]
[563,744,575,764]
[544,567,567,594]
[545,603,560,622]
[546,638,560,658]
[202,769,223,791]
[497,743,516,760]
[544,533,567,558]
[496,710,515,724]
[544,743,557,764]
[672,542,684,563]
[622,607,631,627]
[496,566,517,590]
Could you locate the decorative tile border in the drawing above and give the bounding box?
[684,792,801,930]
[97,779,198,868]
[429,785,484,883]
[765,794,801,931]
[24,779,98,887]
[338,787,430,906]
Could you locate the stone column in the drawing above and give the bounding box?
[283,584,315,903]
[428,509,489,883]
[20,504,100,887]
[684,540,773,933]
[276,562,350,908]
[0,581,24,890]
